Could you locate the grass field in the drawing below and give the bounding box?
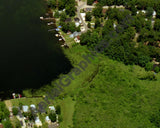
[11,97,44,107]
[57,96,76,128]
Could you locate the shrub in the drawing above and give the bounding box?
[12,107,19,116]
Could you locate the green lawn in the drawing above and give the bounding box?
[11,97,44,107]
[58,96,76,128]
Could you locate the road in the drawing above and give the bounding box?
[76,0,125,33]
[77,1,88,33]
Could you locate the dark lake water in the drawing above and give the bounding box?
[0,0,72,99]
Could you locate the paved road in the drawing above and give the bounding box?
[77,1,88,33]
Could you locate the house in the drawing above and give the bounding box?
[80,13,86,21]
[84,8,92,12]
[35,117,42,127]
[90,23,95,28]
[20,121,23,127]
[137,10,146,14]
[153,11,156,18]
[93,0,98,4]
[22,106,29,113]
[45,116,51,124]
[74,36,80,43]
[113,23,117,29]
[30,104,36,109]
[74,17,80,22]
[70,31,81,38]
[49,106,55,112]
[102,9,107,15]
[0,124,3,128]
[65,18,72,23]
[75,22,80,27]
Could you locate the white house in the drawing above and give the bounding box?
[22,106,29,113]
[75,22,80,27]
[45,116,51,124]
[35,117,42,127]
[49,106,55,112]
[80,13,86,21]
[153,11,156,18]
[30,104,36,109]
[113,23,117,29]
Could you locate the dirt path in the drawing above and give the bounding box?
[4,100,12,111]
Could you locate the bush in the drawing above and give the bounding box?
[54,11,60,18]
[145,62,153,71]
[154,66,160,73]
[12,107,19,116]
[56,105,61,115]
[2,119,13,128]
[58,115,63,122]
[49,111,56,122]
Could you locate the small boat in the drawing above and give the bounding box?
[40,16,44,20]
[59,38,62,41]
[55,34,59,37]
[56,28,60,31]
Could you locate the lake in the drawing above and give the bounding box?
[0,0,72,100]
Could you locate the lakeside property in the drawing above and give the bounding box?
[1,0,160,127]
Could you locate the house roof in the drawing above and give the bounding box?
[65,18,72,22]
[45,116,51,121]
[20,121,23,126]
[77,35,80,40]
[49,106,55,111]
[74,17,80,22]
[84,8,92,12]
[0,124,3,128]
[22,105,29,112]
[30,104,36,109]
[102,9,107,14]
[35,117,42,125]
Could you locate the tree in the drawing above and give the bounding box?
[19,102,23,110]
[15,120,21,128]
[92,4,103,18]
[130,4,137,16]
[0,111,4,122]
[95,18,100,29]
[68,22,77,33]
[28,111,35,121]
[2,120,13,128]
[85,12,92,21]
[60,12,67,22]
[12,107,19,116]
[145,62,153,71]
[88,22,91,28]
[58,0,65,10]
[138,55,151,67]
[47,0,57,9]
[154,19,160,31]
[49,111,56,122]
[154,66,160,73]
[54,11,60,18]
[65,4,76,17]
[87,0,94,5]
[56,105,61,115]
[61,23,68,33]
[102,19,114,36]
[146,7,154,17]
